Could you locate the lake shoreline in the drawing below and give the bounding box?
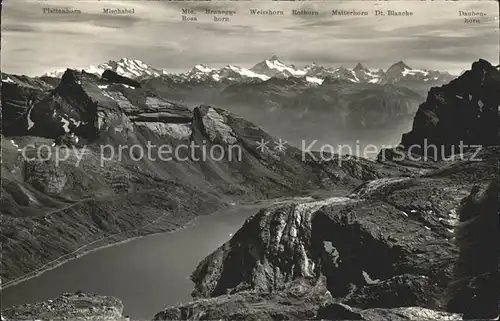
[1,194,338,293]
[1,216,199,291]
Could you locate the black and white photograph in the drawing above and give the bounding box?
[1,0,499,320]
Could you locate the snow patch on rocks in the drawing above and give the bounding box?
[60,118,71,133]
[102,92,115,101]
[3,76,16,83]
[97,111,107,130]
[306,76,323,85]
[362,270,380,284]
[26,103,36,130]
[478,100,484,112]
[120,84,135,90]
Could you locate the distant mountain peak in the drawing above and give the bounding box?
[354,63,368,71]
[250,56,307,78]
[192,64,212,73]
[40,56,454,87]
[116,57,145,64]
[43,57,163,79]
[389,61,412,71]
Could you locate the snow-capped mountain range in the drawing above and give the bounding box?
[43,56,454,85]
[43,57,167,79]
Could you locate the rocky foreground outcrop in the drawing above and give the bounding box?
[1,292,127,321]
[155,277,462,321]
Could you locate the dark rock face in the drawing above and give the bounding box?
[7,69,103,140]
[401,59,500,157]
[1,73,55,136]
[446,179,499,319]
[101,69,141,88]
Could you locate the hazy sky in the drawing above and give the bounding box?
[2,0,499,76]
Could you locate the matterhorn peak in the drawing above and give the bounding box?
[268,55,280,61]
[389,60,412,71]
[354,62,368,71]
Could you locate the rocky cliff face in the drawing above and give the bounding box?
[176,164,494,313]
[401,59,500,157]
